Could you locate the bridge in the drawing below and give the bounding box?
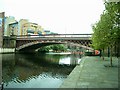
[15,34,93,52]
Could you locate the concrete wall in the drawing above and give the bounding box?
[0,48,15,53]
[3,38,16,48]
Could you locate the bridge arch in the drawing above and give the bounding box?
[15,34,93,53]
[16,40,93,53]
[16,41,66,52]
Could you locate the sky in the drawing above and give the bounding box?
[0,0,105,34]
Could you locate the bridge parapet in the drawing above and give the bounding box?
[16,34,92,39]
[16,34,92,41]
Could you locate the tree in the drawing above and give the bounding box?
[92,12,111,60]
[38,46,51,52]
[38,44,68,52]
[51,44,67,52]
[104,2,120,66]
[92,1,120,66]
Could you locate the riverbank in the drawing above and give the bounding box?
[59,56,119,88]
[0,48,15,54]
[46,52,71,55]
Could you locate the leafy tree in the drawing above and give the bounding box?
[92,1,120,66]
[38,46,51,52]
[51,44,67,52]
[51,44,59,52]
[104,2,120,66]
[38,44,68,52]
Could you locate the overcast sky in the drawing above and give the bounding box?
[0,0,105,34]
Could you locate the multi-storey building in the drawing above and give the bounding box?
[4,16,17,36]
[9,22,18,36]
[18,19,45,35]
[18,19,29,35]
[4,17,51,36]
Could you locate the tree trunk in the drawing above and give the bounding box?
[117,44,119,58]
[99,49,102,57]
[110,45,113,66]
[108,47,110,57]
[102,48,104,60]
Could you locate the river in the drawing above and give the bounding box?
[1,53,82,88]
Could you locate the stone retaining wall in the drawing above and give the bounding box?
[0,48,15,53]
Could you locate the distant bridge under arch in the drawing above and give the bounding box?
[15,34,93,52]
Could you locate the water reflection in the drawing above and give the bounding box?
[59,57,71,65]
[2,53,80,88]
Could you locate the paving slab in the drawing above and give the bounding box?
[59,56,119,89]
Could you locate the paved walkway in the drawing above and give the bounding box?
[59,56,119,89]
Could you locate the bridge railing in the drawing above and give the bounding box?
[16,34,92,38]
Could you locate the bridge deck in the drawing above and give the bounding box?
[16,34,92,40]
[16,36,91,40]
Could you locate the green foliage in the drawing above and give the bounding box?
[92,2,120,50]
[38,46,51,52]
[38,44,67,52]
[51,44,67,52]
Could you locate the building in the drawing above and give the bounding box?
[4,16,57,36]
[4,16,17,36]
[0,12,4,48]
[44,30,57,35]
[18,19,29,35]
[18,19,45,35]
[9,22,18,36]
[44,30,51,34]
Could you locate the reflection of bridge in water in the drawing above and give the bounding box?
[15,34,93,52]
